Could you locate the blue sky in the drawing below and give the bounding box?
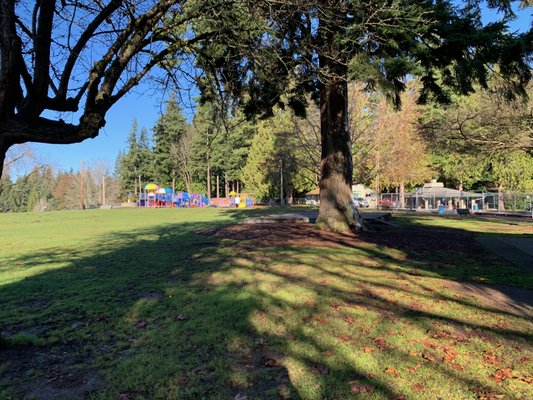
[25,2,532,174]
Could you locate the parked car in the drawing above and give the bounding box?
[378,199,399,209]
[353,197,369,208]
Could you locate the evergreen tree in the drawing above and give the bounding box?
[242,105,316,200]
[152,94,189,187]
[117,120,153,197]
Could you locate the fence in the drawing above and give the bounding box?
[379,191,533,217]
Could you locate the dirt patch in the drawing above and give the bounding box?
[201,223,366,248]
[23,369,102,400]
[201,222,478,254]
[0,342,103,400]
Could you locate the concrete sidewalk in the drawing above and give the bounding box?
[476,237,533,272]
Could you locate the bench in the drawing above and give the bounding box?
[456,208,470,216]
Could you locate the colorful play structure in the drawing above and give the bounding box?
[137,184,254,208]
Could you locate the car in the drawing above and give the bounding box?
[353,197,369,208]
[378,199,399,209]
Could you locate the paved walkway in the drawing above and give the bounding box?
[476,237,533,273]
[444,280,532,318]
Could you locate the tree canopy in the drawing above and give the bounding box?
[192,0,532,230]
[0,0,201,174]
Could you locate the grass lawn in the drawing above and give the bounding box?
[0,208,531,399]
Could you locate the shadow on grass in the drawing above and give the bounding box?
[0,210,531,399]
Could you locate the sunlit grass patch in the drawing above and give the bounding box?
[0,208,531,399]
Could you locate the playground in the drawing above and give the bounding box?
[0,208,531,399]
[136,183,254,209]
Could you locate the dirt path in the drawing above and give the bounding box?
[443,281,532,318]
[477,237,533,273]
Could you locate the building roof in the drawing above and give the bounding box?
[409,180,480,198]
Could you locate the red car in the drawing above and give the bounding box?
[378,199,399,209]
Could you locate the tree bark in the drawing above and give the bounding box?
[316,7,354,232]
[498,182,505,212]
[225,173,229,197]
[399,182,405,208]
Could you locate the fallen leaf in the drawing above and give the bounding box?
[322,351,333,356]
[483,350,502,366]
[330,303,343,311]
[492,368,512,383]
[135,321,147,329]
[442,347,457,364]
[311,316,329,325]
[362,346,375,353]
[412,384,424,393]
[374,337,388,350]
[345,317,355,324]
[408,350,418,357]
[430,330,451,340]
[384,367,401,378]
[406,364,421,374]
[420,339,438,349]
[452,362,465,371]
[422,351,436,362]
[338,333,353,342]
[350,383,375,394]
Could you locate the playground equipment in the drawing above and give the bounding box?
[135,184,254,209]
[137,183,209,208]
[201,193,254,208]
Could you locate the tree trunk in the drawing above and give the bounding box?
[399,181,405,208]
[225,173,229,197]
[498,182,505,212]
[206,162,211,199]
[206,132,211,199]
[316,10,353,231]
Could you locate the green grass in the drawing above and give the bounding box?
[0,208,531,399]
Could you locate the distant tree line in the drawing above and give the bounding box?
[1,75,531,213]
[0,162,120,213]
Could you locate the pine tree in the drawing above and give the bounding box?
[195,0,532,230]
[117,119,154,197]
[152,94,189,187]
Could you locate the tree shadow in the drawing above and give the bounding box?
[0,212,531,399]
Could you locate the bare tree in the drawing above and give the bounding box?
[0,0,215,178]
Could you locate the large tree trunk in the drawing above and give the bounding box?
[316,6,354,232]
